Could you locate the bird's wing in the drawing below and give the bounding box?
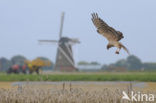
[91,13,123,41]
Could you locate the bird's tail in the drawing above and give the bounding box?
[120,43,130,55]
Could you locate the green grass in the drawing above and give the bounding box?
[0,72,156,82]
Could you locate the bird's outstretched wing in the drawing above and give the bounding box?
[91,13,123,41]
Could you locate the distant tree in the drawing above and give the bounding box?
[115,59,127,67]
[37,57,50,61]
[90,61,100,65]
[11,55,27,65]
[0,57,12,71]
[101,55,144,71]
[143,63,156,70]
[78,61,89,65]
[101,64,108,70]
[78,61,101,66]
[36,57,54,70]
[126,55,142,70]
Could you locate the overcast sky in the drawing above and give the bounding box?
[0,0,156,64]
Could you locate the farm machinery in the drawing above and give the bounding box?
[7,58,51,74]
[24,58,51,74]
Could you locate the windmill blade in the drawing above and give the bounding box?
[70,38,80,44]
[65,43,73,59]
[38,40,58,43]
[59,12,65,39]
[58,46,75,67]
[38,40,58,45]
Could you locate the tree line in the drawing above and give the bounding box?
[101,55,156,71]
[0,55,53,71]
[78,55,156,71]
[0,55,156,71]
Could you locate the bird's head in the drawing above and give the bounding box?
[117,31,124,38]
[120,33,124,38]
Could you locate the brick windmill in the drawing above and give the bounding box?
[39,12,80,71]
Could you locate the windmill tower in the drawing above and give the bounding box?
[39,12,80,71]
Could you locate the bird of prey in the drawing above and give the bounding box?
[91,13,130,55]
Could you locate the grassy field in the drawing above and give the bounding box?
[0,72,156,82]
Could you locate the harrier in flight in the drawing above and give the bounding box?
[91,13,130,55]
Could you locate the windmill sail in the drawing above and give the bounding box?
[38,12,79,71]
[38,40,58,43]
[54,37,77,71]
[59,12,65,39]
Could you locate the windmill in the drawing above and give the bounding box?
[39,12,80,71]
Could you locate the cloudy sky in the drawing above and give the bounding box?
[0,0,156,64]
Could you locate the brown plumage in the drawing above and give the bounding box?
[91,13,130,55]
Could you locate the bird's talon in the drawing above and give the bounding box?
[115,51,119,54]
